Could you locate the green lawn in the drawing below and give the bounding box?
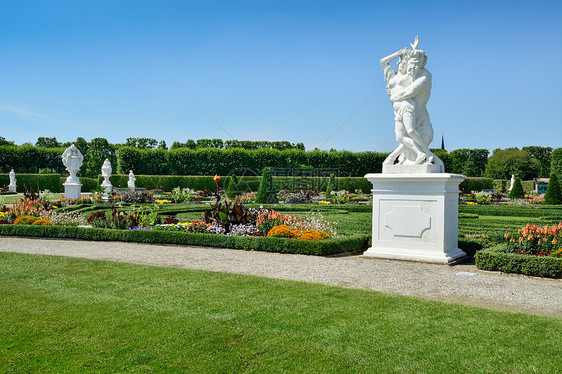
[1,253,560,373]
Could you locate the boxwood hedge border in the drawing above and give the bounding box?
[474,244,562,278]
[0,225,370,256]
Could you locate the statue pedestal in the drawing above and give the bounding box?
[64,174,82,199]
[363,173,467,264]
[8,184,16,193]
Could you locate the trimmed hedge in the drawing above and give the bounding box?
[0,224,370,256]
[459,178,494,193]
[0,174,63,193]
[95,174,373,193]
[475,245,562,278]
[0,145,65,174]
[117,147,387,177]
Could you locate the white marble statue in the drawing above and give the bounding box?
[8,169,16,192]
[381,36,444,172]
[101,159,113,193]
[509,174,515,191]
[127,170,136,190]
[61,144,84,199]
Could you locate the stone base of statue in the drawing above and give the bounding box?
[363,172,467,264]
[64,181,82,200]
[8,184,16,193]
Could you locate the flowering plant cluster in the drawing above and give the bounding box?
[87,207,141,229]
[266,224,329,240]
[256,210,299,235]
[505,222,562,256]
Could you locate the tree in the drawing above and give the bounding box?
[449,149,488,176]
[126,137,158,149]
[508,177,525,199]
[255,167,277,204]
[0,137,14,146]
[523,146,552,178]
[35,137,60,148]
[485,148,540,180]
[158,140,167,150]
[544,173,562,205]
[83,138,116,178]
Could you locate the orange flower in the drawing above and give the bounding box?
[213,174,220,183]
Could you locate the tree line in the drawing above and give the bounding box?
[0,136,559,181]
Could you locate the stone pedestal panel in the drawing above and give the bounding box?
[363,173,467,264]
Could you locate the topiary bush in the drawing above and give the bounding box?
[226,174,240,199]
[544,172,562,205]
[255,167,278,204]
[508,177,524,199]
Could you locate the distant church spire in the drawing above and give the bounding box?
[440,132,445,151]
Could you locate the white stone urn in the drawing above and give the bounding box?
[101,159,113,194]
[61,144,83,199]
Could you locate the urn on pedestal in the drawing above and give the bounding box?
[8,169,17,192]
[61,144,83,199]
[101,159,113,195]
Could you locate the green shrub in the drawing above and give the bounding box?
[508,177,525,199]
[0,174,63,193]
[544,172,562,204]
[475,245,562,278]
[0,224,369,256]
[458,238,491,257]
[255,168,278,204]
[226,174,240,198]
[325,174,335,198]
[459,178,494,193]
[550,148,562,182]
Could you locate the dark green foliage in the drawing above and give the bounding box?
[551,148,562,183]
[508,177,525,199]
[0,174,62,192]
[449,149,489,176]
[255,168,278,204]
[0,136,14,146]
[35,137,61,148]
[325,173,336,198]
[0,145,65,173]
[226,174,239,198]
[544,172,562,204]
[475,245,562,278]
[459,178,494,193]
[125,137,159,149]
[485,148,541,180]
[82,138,117,178]
[0,225,369,256]
[458,238,492,257]
[522,146,552,177]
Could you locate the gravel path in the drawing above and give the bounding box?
[1,237,560,318]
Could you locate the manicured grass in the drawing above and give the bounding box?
[1,253,560,373]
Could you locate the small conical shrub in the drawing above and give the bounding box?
[255,167,278,204]
[226,174,239,199]
[508,177,524,199]
[325,173,336,200]
[544,172,562,204]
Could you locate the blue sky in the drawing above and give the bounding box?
[1,0,561,152]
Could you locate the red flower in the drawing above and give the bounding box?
[213,174,220,183]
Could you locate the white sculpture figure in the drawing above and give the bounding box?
[100,159,113,194]
[381,36,444,172]
[509,174,515,191]
[61,144,84,199]
[8,169,16,192]
[127,170,136,190]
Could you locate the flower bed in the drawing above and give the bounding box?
[0,224,369,256]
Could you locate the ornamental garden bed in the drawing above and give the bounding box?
[0,185,371,256]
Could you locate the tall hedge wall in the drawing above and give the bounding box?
[98,174,374,193]
[551,148,562,183]
[0,145,65,173]
[116,147,387,177]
